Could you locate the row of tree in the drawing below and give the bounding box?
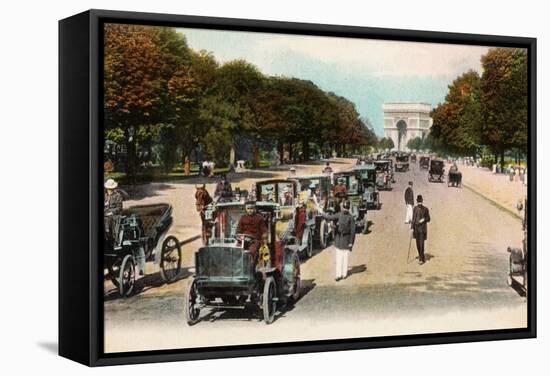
[104,24,377,176]
[429,48,528,164]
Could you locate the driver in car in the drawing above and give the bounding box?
[236,201,268,259]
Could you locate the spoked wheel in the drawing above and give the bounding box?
[160,235,181,282]
[289,253,301,303]
[185,277,201,325]
[119,254,135,297]
[107,264,120,290]
[306,230,313,258]
[318,219,328,249]
[262,276,277,324]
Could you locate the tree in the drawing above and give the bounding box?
[200,59,265,167]
[104,24,196,177]
[407,137,423,151]
[480,48,528,164]
[378,137,395,150]
[429,70,482,156]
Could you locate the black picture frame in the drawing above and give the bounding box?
[59,9,537,367]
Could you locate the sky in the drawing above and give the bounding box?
[176,27,490,136]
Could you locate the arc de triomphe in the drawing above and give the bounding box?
[383,102,433,151]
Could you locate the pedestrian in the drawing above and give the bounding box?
[323,201,356,281]
[411,195,431,265]
[289,167,297,177]
[184,156,190,176]
[322,162,333,174]
[404,181,414,224]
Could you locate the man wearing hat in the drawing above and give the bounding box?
[411,194,431,265]
[236,201,268,259]
[214,174,233,202]
[104,178,125,247]
[281,186,293,206]
[288,167,297,177]
[323,200,356,281]
[332,179,347,212]
[404,181,414,224]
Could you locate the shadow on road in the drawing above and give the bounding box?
[196,279,317,325]
[348,264,367,276]
[104,266,193,301]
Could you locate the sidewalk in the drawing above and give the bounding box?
[459,164,527,220]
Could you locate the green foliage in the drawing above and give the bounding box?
[104,25,382,177]
[406,137,423,151]
[429,48,527,161]
[378,137,395,150]
[481,48,528,159]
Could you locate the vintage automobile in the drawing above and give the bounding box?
[354,164,381,210]
[331,170,368,233]
[419,156,430,170]
[395,154,410,172]
[411,154,417,163]
[447,166,462,188]
[374,160,394,190]
[288,174,334,248]
[104,203,182,297]
[185,200,301,325]
[507,198,528,293]
[253,179,317,258]
[428,159,445,182]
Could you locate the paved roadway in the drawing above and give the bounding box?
[103,159,527,353]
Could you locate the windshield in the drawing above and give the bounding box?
[215,206,244,239]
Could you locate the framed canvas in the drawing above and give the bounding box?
[59,9,536,366]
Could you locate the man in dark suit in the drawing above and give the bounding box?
[411,194,430,265]
[404,181,414,223]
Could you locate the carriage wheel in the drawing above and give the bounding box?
[262,276,277,324]
[306,230,313,258]
[119,254,135,297]
[160,235,182,282]
[107,264,120,290]
[318,219,328,249]
[289,253,301,303]
[185,278,201,325]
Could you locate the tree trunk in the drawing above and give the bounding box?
[229,142,236,168]
[252,142,259,168]
[500,150,505,167]
[288,143,293,163]
[278,140,284,165]
[302,139,309,162]
[126,134,137,183]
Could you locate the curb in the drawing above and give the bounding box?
[462,183,522,221]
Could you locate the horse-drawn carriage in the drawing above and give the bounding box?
[374,160,393,190]
[448,167,462,188]
[185,200,301,325]
[104,203,182,297]
[419,156,430,170]
[253,179,317,258]
[428,159,445,182]
[507,198,528,293]
[288,174,334,249]
[332,170,368,233]
[354,164,381,210]
[395,154,410,172]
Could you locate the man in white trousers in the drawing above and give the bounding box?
[323,201,356,281]
[404,181,414,224]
